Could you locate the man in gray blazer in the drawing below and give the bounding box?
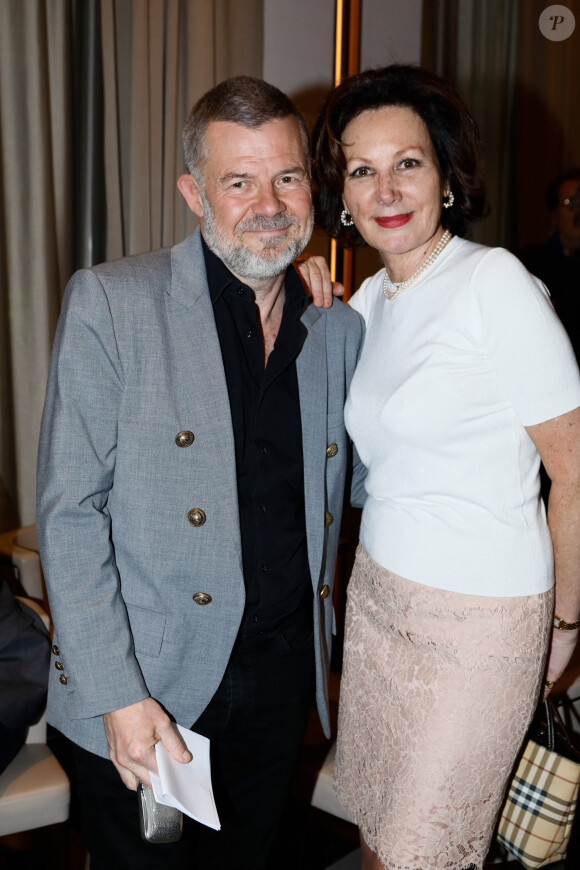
[37,76,364,869]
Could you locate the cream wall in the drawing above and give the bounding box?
[263,0,423,281]
[263,0,423,100]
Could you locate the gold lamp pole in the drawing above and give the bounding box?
[330,0,361,301]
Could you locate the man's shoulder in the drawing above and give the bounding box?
[305,299,364,364]
[85,230,201,280]
[83,247,170,293]
[67,231,204,304]
[63,248,173,319]
[93,245,171,273]
[318,298,364,331]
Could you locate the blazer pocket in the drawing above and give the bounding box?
[125,601,166,658]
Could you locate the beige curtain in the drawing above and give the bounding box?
[0,0,73,532]
[422,0,519,248]
[101,0,263,259]
[0,0,263,533]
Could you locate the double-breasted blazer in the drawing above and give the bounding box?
[36,228,365,758]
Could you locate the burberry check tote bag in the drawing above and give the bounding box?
[497,698,580,869]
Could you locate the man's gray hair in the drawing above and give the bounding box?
[182,75,310,183]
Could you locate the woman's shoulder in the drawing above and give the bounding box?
[447,238,548,307]
[451,237,532,277]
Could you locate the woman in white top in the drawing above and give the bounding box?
[312,65,580,870]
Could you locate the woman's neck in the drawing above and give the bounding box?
[382,226,446,284]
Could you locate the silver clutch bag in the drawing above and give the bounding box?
[138,782,183,843]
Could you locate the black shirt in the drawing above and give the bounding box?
[202,238,312,635]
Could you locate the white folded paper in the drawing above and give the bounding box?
[150,724,220,830]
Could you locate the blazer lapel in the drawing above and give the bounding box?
[167,230,240,542]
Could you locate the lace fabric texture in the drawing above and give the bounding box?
[335,544,552,870]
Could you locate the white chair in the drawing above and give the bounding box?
[310,739,354,823]
[0,524,44,600]
[309,669,355,824]
[0,596,70,836]
[310,740,360,870]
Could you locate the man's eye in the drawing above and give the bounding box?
[231,181,246,188]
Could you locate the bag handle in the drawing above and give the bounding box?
[541,697,580,762]
[544,699,555,751]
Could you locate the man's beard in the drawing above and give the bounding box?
[199,187,313,281]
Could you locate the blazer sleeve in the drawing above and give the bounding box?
[347,313,367,509]
[36,269,150,719]
[350,444,367,509]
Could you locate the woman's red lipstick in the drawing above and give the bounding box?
[374,213,412,228]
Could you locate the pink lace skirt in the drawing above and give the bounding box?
[335,544,553,870]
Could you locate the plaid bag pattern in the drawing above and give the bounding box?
[497,736,580,869]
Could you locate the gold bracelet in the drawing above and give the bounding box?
[553,614,580,630]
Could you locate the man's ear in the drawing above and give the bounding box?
[177,174,204,218]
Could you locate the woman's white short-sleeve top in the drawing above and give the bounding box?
[345,236,580,596]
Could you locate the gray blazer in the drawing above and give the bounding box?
[36,229,365,758]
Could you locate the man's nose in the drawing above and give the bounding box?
[253,185,285,216]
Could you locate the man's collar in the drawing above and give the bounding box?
[201,235,238,304]
[201,233,309,312]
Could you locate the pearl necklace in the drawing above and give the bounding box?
[382,230,453,300]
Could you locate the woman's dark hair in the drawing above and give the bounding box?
[312,64,487,246]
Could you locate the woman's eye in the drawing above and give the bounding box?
[400,158,419,169]
[351,166,372,178]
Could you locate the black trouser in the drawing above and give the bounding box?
[69,605,315,870]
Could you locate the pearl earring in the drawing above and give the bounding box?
[443,189,455,209]
[340,209,354,226]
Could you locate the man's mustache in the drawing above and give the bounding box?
[237,214,298,232]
